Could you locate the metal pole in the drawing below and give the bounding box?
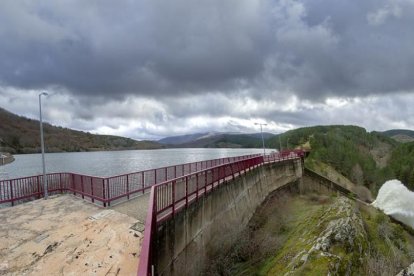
[39,92,48,199]
[286,138,290,150]
[260,125,265,156]
[278,135,282,151]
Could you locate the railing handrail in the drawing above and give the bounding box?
[0,153,262,206]
[0,154,259,183]
[137,156,264,276]
[0,150,304,275]
[105,153,259,180]
[0,172,107,183]
[137,150,304,275]
[137,186,156,276]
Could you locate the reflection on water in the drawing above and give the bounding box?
[0,148,269,180]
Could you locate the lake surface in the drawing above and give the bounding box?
[0,148,269,180]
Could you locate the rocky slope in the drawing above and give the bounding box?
[210,192,414,275]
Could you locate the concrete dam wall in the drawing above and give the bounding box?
[155,158,304,275]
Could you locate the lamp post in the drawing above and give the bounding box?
[254,123,267,156]
[278,135,282,152]
[286,138,290,150]
[39,92,48,199]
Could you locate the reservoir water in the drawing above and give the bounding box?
[0,148,268,180]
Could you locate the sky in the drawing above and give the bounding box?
[0,0,413,140]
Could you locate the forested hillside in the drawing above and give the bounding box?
[387,142,414,190]
[173,133,263,148]
[0,107,163,153]
[267,125,411,194]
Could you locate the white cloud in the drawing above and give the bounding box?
[1,0,414,139]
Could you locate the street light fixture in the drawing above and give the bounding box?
[254,123,267,156]
[39,92,48,199]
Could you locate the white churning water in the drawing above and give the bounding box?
[372,179,414,229]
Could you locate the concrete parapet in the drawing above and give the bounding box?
[301,168,356,198]
[155,158,303,275]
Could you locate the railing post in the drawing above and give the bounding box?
[142,172,145,194]
[196,174,199,201]
[165,167,167,182]
[185,176,188,207]
[154,186,158,215]
[91,178,94,203]
[102,178,106,207]
[172,181,175,217]
[37,176,41,199]
[72,174,75,195]
[107,179,111,207]
[204,171,207,194]
[10,181,14,206]
[59,173,63,193]
[126,176,130,200]
[152,186,157,274]
[81,176,84,199]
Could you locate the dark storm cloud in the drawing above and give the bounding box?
[1,0,414,102]
[0,0,271,98]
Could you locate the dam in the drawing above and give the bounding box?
[0,150,354,275]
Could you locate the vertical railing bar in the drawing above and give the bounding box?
[10,180,14,206]
[37,176,41,198]
[196,173,199,201]
[107,179,111,206]
[172,181,175,217]
[127,175,130,200]
[102,178,106,207]
[91,177,95,203]
[185,176,188,207]
[142,172,145,194]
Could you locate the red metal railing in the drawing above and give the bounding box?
[103,154,259,204]
[0,154,259,207]
[137,150,304,276]
[0,172,107,206]
[264,149,305,163]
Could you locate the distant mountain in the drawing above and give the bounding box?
[0,107,163,154]
[158,132,217,145]
[244,132,275,140]
[381,129,414,137]
[159,132,274,148]
[381,129,414,143]
[179,134,263,148]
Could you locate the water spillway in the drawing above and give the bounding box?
[372,179,414,229]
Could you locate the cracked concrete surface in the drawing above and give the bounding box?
[0,194,143,275]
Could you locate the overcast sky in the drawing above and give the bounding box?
[1,0,413,140]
